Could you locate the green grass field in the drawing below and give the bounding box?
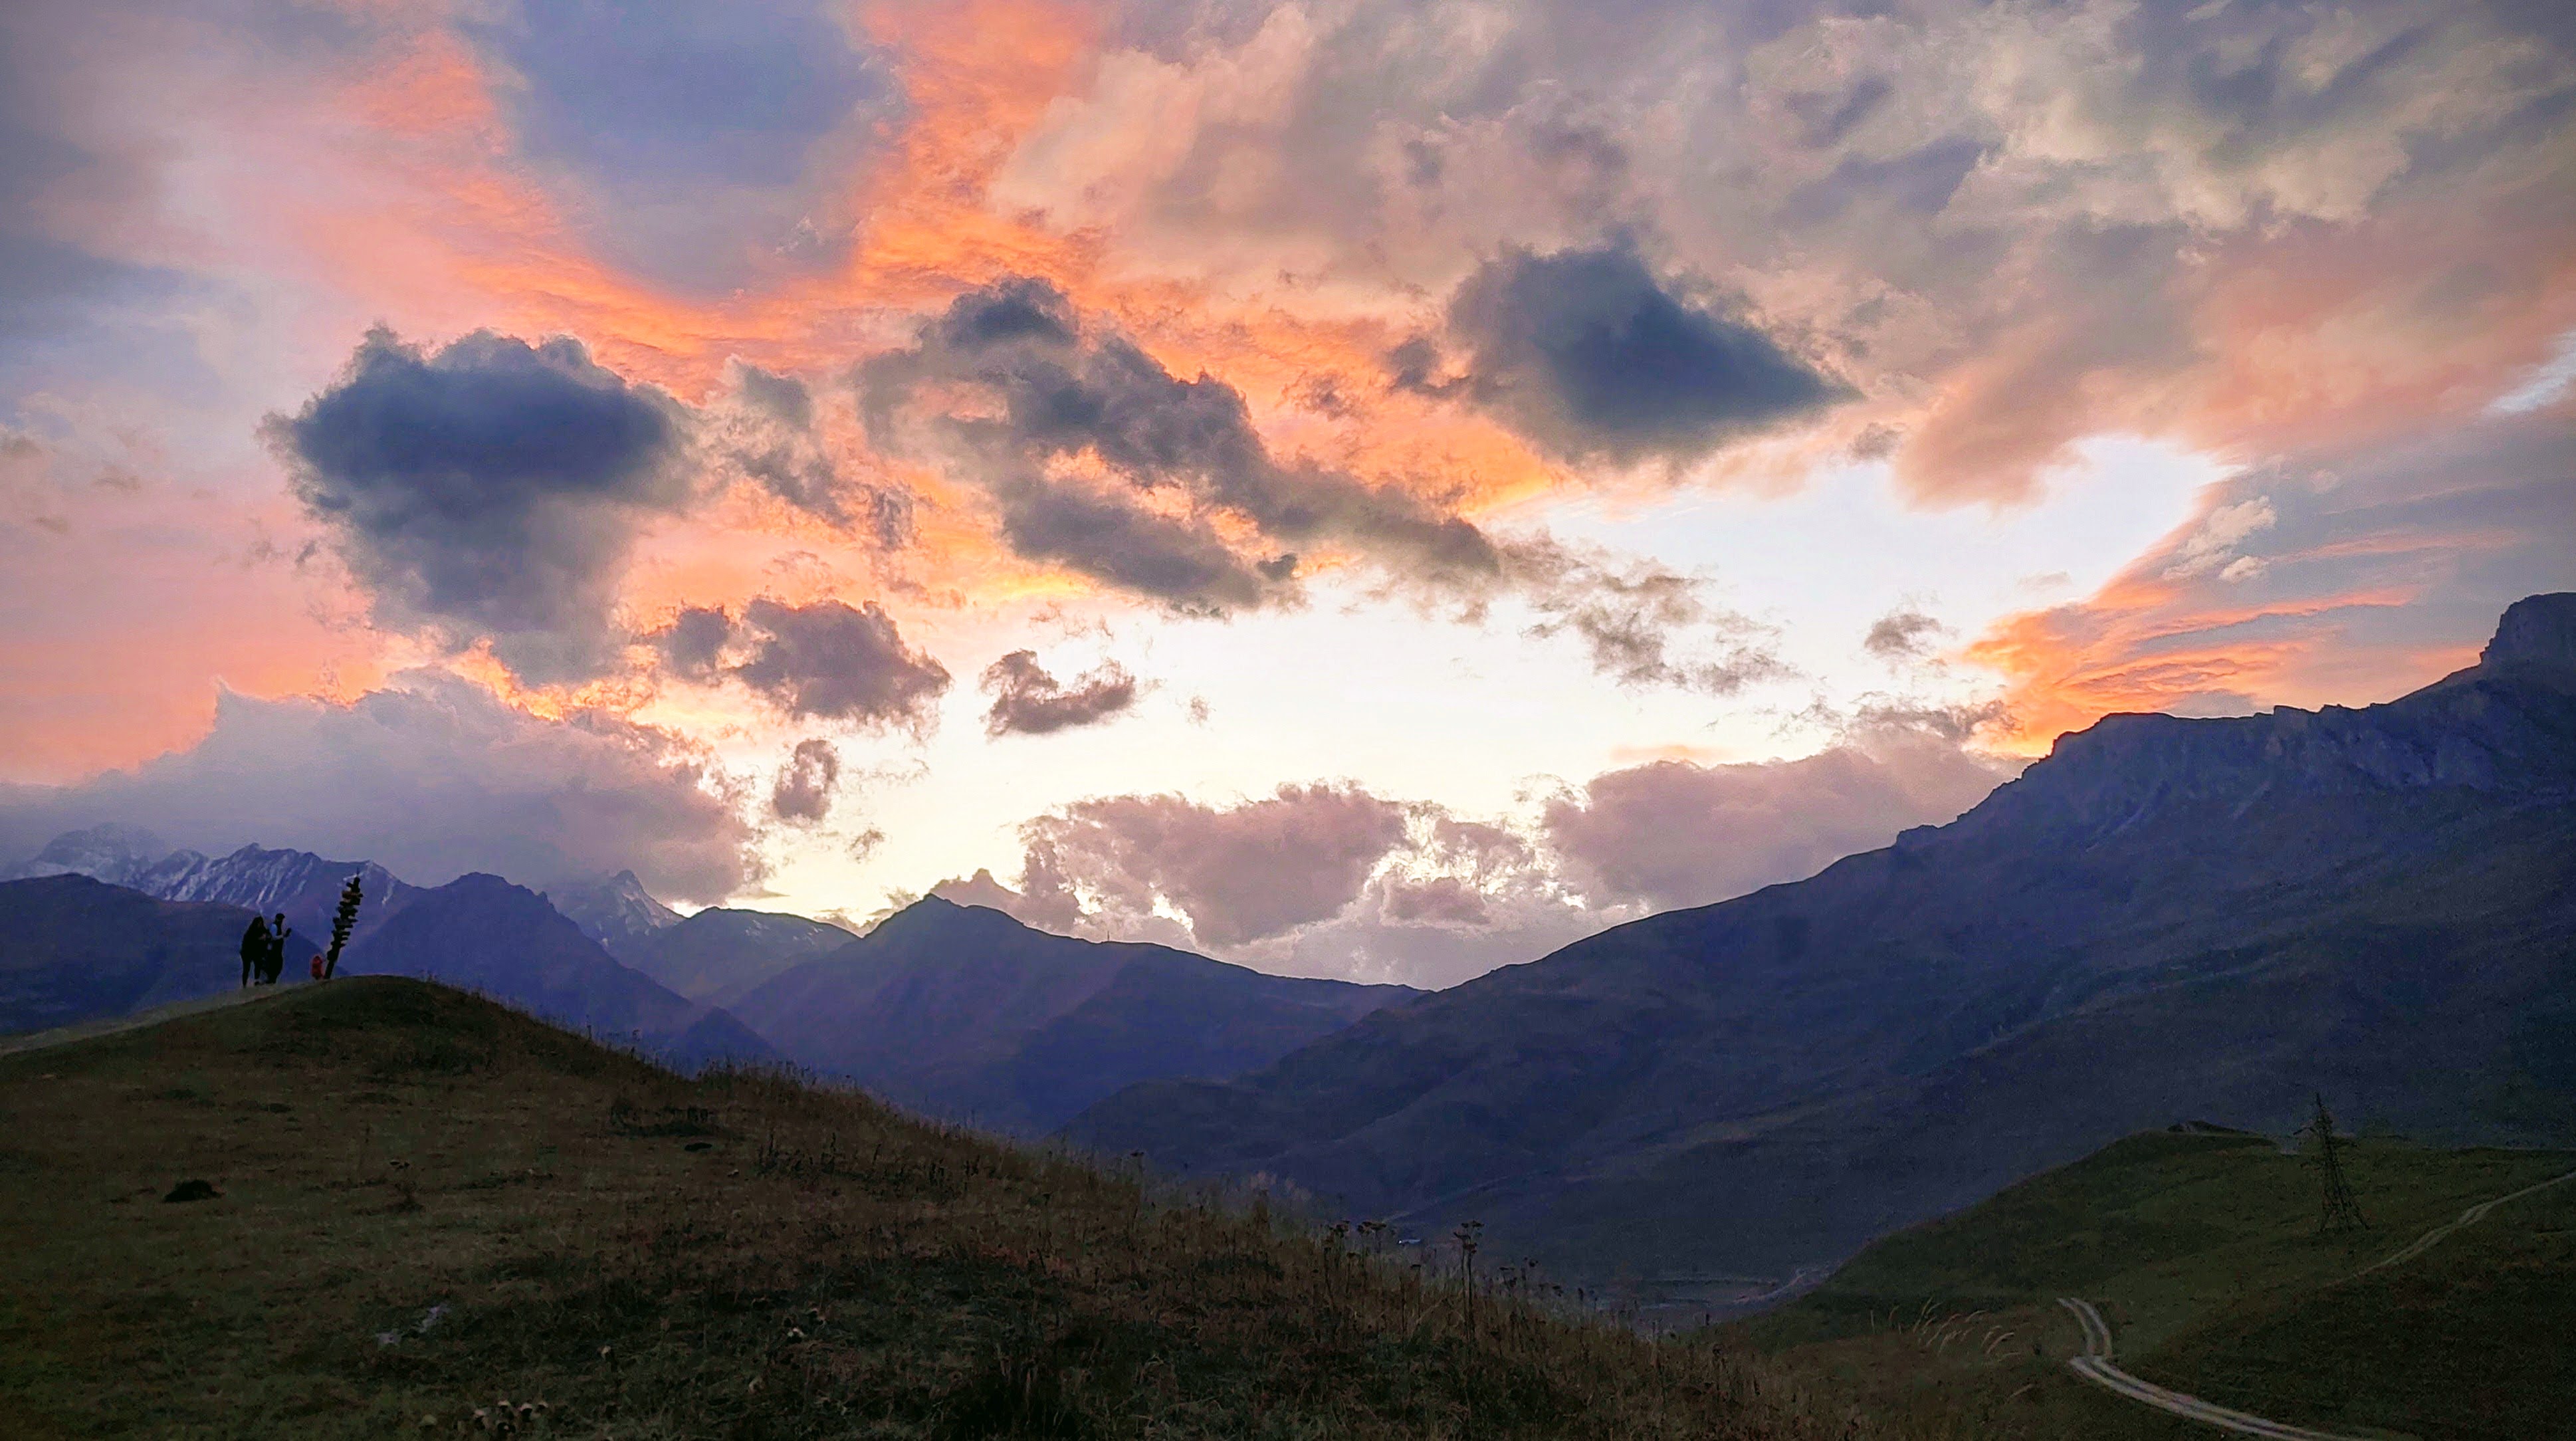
[1738,1127,2576,1439]
[0,978,1893,1440]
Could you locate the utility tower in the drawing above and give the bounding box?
[2306,1092,2369,1236]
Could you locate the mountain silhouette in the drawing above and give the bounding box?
[0,874,316,1032]
[730,897,1418,1132]
[621,906,856,1006]
[341,873,774,1071]
[1068,594,2576,1281]
[9,835,420,949]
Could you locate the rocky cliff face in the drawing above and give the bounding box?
[1953,593,2576,841]
[2484,591,2576,672]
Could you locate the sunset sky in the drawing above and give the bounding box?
[4,0,2571,984]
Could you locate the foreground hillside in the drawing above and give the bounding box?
[1744,1127,2576,1440]
[0,979,1862,1440]
[1071,594,2576,1283]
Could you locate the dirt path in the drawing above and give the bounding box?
[2057,1297,2374,1440]
[2356,1166,2576,1275]
[0,986,293,1059]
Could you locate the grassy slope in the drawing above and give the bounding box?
[1738,1128,2576,1440]
[0,978,1878,1441]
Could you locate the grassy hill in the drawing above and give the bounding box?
[0,978,1871,1440]
[1739,1126,2576,1439]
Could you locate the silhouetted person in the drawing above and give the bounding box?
[240,917,270,989]
[265,913,291,986]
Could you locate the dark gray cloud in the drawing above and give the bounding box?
[770,737,839,824]
[469,0,901,290]
[1505,542,1788,695]
[269,326,687,683]
[734,598,951,726]
[859,277,1503,611]
[1437,241,1844,466]
[865,278,1770,695]
[0,673,758,903]
[980,650,1140,737]
[715,362,913,544]
[655,605,734,681]
[649,597,951,730]
[1864,608,1946,661]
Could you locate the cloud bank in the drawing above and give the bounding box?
[0,674,757,902]
[931,717,2020,984]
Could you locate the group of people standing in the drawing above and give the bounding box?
[238,915,292,988]
[237,873,368,989]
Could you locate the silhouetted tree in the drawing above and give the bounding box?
[322,873,364,980]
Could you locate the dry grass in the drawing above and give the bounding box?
[0,978,1903,1440]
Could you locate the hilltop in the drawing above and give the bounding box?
[0,978,1867,1440]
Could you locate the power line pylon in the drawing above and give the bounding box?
[2306,1091,2369,1236]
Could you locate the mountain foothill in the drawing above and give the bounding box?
[4,593,2571,1293]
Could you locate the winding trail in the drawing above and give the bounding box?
[2057,1297,2371,1440]
[2056,1162,2576,1437]
[2355,1166,2576,1275]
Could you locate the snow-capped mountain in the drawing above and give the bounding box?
[8,834,421,944]
[7,824,170,888]
[543,870,683,961]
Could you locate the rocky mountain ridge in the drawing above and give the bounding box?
[1068,594,2576,1283]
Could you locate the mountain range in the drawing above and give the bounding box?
[729,897,1418,1132]
[0,843,1417,1121]
[0,841,761,1069]
[1067,593,2576,1281]
[9,592,2569,1291]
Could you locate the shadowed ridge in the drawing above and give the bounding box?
[0,873,320,1035]
[619,904,854,1006]
[343,872,774,1072]
[729,895,1416,1133]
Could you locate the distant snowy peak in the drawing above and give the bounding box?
[5,832,417,941]
[546,869,683,960]
[7,824,169,886]
[138,845,407,921]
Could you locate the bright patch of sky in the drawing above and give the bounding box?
[734,437,2217,919]
[2489,328,2576,415]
